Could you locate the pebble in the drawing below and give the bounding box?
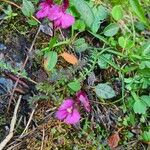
[0,43,7,51]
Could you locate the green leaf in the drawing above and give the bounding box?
[141,40,150,56]
[91,6,108,33]
[89,31,109,45]
[129,0,149,27]
[22,0,35,17]
[94,5,108,21]
[141,131,150,142]
[104,23,119,37]
[27,19,38,26]
[141,95,150,107]
[118,36,134,49]
[98,54,112,69]
[48,37,57,50]
[74,38,88,52]
[68,81,81,92]
[72,0,94,28]
[111,5,123,21]
[73,20,86,32]
[133,100,147,114]
[95,83,116,99]
[44,51,58,71]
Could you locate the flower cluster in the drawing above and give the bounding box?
[56,91,91,125]
[36,0,75,29]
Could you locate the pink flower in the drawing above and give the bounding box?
[76,91,91,112]
[36,0,53,19]
[48,0,75,28]
[56,99,80,125]
[36,0,75,29]
[53,12,75,29]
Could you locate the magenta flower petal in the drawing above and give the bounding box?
[58,99,74,110]
[64,108,80,124]
[36,2,51,19]
[60,13,75,29]
[56,99,80,125]
[54,13,75,29]
[76,91,91,112]
[47,5,62,20]
[56,110,67,120]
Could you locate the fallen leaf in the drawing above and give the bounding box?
[60,52,78,65]
[108,132,120,149]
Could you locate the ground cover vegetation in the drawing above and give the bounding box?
[0,0,150,149]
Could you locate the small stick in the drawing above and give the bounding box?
[19,104,37,138]
[7,27,41,112]
[5,73,29,88]
[40,127,45,150]
[0,95,22,150]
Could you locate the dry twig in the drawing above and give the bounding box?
[7,27,41,112]
[19,104,38,138]
[0,96,22,150]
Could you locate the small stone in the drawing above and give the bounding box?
[40,24,53,36]
[0,43,7,51]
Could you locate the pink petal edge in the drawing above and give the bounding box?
[64,108,80,125]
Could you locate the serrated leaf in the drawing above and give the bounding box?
[72,0,94,28]
[104,23,119,37]
[44,51,58,71]
[95,83,116,99]
[68,81,81,92]
[133,100,147,114]
[129,0,149,27]
[22,0,35,17]
[111,5,123,21]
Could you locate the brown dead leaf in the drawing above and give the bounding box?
[60,52,78,65]
[108,132,120,149]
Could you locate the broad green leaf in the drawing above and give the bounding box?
[44,51,58,71]
[104,23,119,37]
[111,5,123,21]
[98,54,112,69]
[141,95,150,107]
[141,131,150,142]
[68,81,81,92]
[91,6,108,33]
[22,0,35,17]
[129,0,149,27]
[95,83,116,99]
[135,22,145,31]
[48,37,57,50]
[141,40,150,56]
[95,5,108,21]
[73,20,86,31]
[118,36,134,49]
[133,100,147,114]
[74,38,88,52]
[27,19,38,26]
[72,0,94,28]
